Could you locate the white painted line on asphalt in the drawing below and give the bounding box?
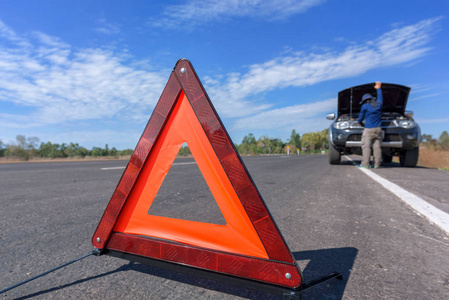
[345,156,449,234]
[172,161,197,166]
[101,161,197,170]
[101,166,125,170]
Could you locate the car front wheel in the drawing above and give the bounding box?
[329,144,341,165]
[400,147,419,167]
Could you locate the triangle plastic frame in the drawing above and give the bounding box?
[92,59,302,289]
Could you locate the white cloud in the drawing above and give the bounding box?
[233,98,335,132]
[94,19,121,35]
[206,17,441,119]
[33,31,69,48]
[407,83,441,102]
[151,0,327,28]
[0,16,442,143]
[409,93,441,102]
[0,20,167,128]
[0,113,40,129]
[417,118,449,124]
[0,19,31,48]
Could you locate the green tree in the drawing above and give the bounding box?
[16,135,26,148]
[38,142,64,158]
[301,132,318,151]
[9,135,31,160]
[90,144,111,157]
[77,146,89,158]
[242,133,256,146]
[110,147,119,158]
[39,141,54,158]
[27,136,40,158]
[60,143,69,158]
[300,130,328,152]
[239,133,258,155]
[91,147,103,157]
[258,135,273,154]
[271,138,284,154]
[119,149,134,156]
[26,136,40,149]
[288,129,301,150]
[66,143,79,157]
[421,134,437,148]
[0,139,4,157]
[177,144,191,156]
[320,129,329,150]
[439,131,449,150]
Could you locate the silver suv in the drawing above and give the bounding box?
[326,83,420,167]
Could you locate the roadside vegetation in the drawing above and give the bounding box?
[418,131,449,170]
[0,135,133,161]
[1,130,448,170]
[235,129,328,156]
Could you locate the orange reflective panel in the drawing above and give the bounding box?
[114,92,268,259]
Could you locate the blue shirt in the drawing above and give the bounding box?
[357,88,383,128]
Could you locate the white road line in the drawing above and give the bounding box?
[172,162,197,166]
[101,166,126,170]
[101,161,196,170]
[345,156,449,234]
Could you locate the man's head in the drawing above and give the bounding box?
[360,93,376,105]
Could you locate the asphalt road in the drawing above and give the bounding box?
[1,155,448,299]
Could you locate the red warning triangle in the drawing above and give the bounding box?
[92,59,302,288]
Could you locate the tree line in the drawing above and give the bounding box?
[236,129,329,155]
[0,135,133,161]
[0,130,330,161]
[420,131,449,150]
[2,130,447,161]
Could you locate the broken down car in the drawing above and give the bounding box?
[326,83,420,167]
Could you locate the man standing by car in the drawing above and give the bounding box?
[357,81,383,168]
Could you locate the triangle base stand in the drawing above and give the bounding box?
[0,248,341,298]
[104,249,342,299]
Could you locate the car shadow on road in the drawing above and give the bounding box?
[293,247,358,299]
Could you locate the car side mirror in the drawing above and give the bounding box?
[326,113,336,120]
[405,111,414,118]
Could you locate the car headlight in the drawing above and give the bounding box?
[398,120,415,129]
[333,121,349,130]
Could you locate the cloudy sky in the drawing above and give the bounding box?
[1,0,448,149]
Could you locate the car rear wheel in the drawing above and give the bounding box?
[400,147,419,167]
[329,144,341,165]
[382,155,393,163]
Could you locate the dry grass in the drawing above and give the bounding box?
[418,147,449,170]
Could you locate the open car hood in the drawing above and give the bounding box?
[338,83,411,116]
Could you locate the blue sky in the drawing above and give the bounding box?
[0,0,448,149]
